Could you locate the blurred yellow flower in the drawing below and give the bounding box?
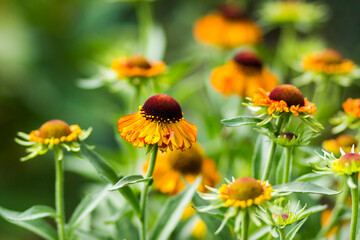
[343,98,360,118]
[323,134,358,156]
[111,55,166,78]
[210,51,278,98]
[143,142,220,195]
[303,49,355,75]
[193,3,262,48]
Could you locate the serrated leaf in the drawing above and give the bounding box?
[110,175,152,190]
[149,177,201,240]
[7,205,57,221]
[79,141,140,216]
[67,187,109,236]
[273,181,341,195]
[285,217,308,240]
[0,207,58,240]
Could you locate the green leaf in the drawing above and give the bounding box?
[297,205,327,220]
[0,207,58,240]
[250,226,271,240]
[110,175,152,190]
[221,116,266,127]
[285,217,308,240]
[276,150,287,185]
[149,177,201,240]
[252,135,272,179]
[67,187,109,236]
[295,172,329,181]
[73,229,112,240]
[79,141,140,216]
[273,181,341,195]
[7,205,57,221]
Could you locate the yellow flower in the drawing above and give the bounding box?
[323,134,358,156]
[343,98,360,118]
[193,3,262,48]
[29,120,82,145]
[251,85,316,116]
[143,143,220,195]
[332,152,360,175]
[219,177,272,209]
[118,94,197,152]
[303,49,355,75]
[210,51,278,98]
[111,55,166,78]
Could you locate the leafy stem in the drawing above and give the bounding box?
[55,155,66,240]
[350,174,359,240]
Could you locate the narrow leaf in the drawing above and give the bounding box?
[149,177,201,240]
[285,217,308,240]
[8,205,56,221]
[110,175,152,190]
[221,116,265,127]
[79,141,140,216]
[273,181,341,195]
[68,187,109,235]
[295,173,329,181]
[0,207,58,240]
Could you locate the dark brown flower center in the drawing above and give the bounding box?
[218,3,246,20]
[233,52,263,74]
[141,94,183,123]
[280,132,297,141]
[127,55,151,69]
[167,145,203,174]
[228,177,263,200]
[39,120,71,138]
[318,49,343,64]
[269,84,305,107]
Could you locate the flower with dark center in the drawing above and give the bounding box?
[111,55,166,78]
[280,132,298,141]
[251,84,316,116]
[143,143,220,195]
[193,5,262,48]
[303,49,355,75]
[118,94,197,152]
[210,51,278,97]
[219,177,272,209]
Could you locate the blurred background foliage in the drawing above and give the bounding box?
[1,0,360,239]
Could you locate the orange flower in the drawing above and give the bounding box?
[144,143,220,195]
[118,94,197,152]
[29,120,82,145]
[343,98,360,118]
[303,49,355,75]
[323,134,358,156]
[193,3,262,48]
[251,85,316,116]
[210,51,278,98]
[219,177,272,209]
[111,55,166,78]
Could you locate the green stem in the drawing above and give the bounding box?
[55,157,66,240]
[140,145,158,240]
[242,209,250,240]
[283,147,293,184]
[350,174,359,240]
[262,117,286,181]
[317,178,349,238]
[136,1,154,55]
[279,228,286,240]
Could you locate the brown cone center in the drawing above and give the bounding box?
[269,84,305,107]
[39,120,71,138]
[127,55,152,69]
[228,177,263,200]
[167,147,203,174]
[141,94,183,122]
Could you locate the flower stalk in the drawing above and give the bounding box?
[140,145,158,240]
[55,155,66,240]
[283,147,293,184]
[350,174,359,240]
[242,209,250,240]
